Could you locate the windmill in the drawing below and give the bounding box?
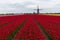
[34,5,42,14]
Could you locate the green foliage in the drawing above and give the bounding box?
[34,18,53,40]
[7,18,28,40]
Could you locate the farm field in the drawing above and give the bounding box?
[43,14,60,16]
[0,14,60,40]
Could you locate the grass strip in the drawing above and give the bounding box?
[34,18,53,40]
[20,35,23,40]
[7,18,28,40]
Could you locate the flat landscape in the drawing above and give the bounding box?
[0,14,60,40]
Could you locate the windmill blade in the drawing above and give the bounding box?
[34,9,43,10]
[34,9,37,10]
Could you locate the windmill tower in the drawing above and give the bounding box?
[37,5,39,14]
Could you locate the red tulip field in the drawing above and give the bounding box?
[0,14,60,40]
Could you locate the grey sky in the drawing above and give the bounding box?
[0,0,60,13]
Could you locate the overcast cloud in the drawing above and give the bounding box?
[0,0,60,13]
